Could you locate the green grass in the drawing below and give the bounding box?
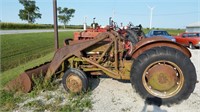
[0,22,53,29]
[0,31,73,72]
[0,22,83,30]
[0,90,22,111]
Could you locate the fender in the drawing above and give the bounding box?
[132,37,191,59]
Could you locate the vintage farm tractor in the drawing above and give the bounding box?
[4,1,197,105]
[5,20,197,105]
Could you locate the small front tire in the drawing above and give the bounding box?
[62,68,88,93]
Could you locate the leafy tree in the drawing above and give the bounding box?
[57,7,75,29]
[18,0,42,23]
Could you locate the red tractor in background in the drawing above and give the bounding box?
[68,18,146,57]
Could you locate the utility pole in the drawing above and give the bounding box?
[53,0,59,50]
[147,5,155,29]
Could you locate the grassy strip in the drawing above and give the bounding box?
[0,22,83,29]
[1,31,73,72]
[1,22,53,29]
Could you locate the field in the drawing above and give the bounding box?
[0,22,83,29]
[1,31,73,72]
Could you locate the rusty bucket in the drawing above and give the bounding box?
[4,62,50,93]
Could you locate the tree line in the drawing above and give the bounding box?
[18,0,75,29]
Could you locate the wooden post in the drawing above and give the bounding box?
[53,0,59,50]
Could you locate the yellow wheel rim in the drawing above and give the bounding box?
[66,73,82,93]
[142,61,184,98]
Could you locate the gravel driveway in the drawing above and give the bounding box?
[89,49,200,112]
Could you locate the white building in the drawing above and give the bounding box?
[186,22,200,33]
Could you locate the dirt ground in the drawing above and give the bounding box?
[89,49,200,112]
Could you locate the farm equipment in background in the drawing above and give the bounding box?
[5,18,197,105]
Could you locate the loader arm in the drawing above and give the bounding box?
[45,32,114,80]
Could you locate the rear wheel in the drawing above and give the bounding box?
[130,47,197,105]
[62,68,88,93]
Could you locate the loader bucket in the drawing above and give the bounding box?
[4,62,50,93]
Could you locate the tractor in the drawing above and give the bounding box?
[5,19,197,105]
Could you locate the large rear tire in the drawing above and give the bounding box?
[62,68,88,93]
[130,46,197,105]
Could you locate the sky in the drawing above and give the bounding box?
[0,0,200,28]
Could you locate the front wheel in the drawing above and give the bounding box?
[130,47,197,105]
[62,68,88,93]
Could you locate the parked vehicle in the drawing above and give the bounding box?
[174,32,200,49]
[146,30,176,42]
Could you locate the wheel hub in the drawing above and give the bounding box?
[66,73,82,93]
[147,64,177,91]
[142,61,184,98]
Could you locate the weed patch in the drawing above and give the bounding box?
[29,74,59,98]
[0,90,23,111]
[59,92,92,112]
